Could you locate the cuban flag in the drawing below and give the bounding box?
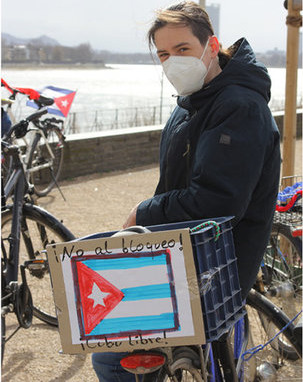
[27,86,76,117]
[71,251,180,340]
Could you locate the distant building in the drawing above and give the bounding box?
[206,3,220,38]
[11,45,29,62]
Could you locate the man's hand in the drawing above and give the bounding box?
[123,203,140,228]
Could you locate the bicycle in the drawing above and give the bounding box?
[259,175,302,339]
[1,108,75,361]
[119,290,301,381]
[1,78,65,197]
[79,221,301,381]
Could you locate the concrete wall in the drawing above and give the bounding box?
[60,111,302,181]
[61,125,163,180]
[273,110,302,139]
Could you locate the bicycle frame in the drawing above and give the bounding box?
[1,108,49,291]
[1,139,53,348]
[2,143,28,282]
[7,122,62,176]
[24,127,57,171]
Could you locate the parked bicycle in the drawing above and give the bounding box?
[260,175,302,332]
[1,78,65,197]
[1,108,75,361]
[119,291,301,381]
[79,221,301,381]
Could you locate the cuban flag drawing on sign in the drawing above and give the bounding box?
[27,86,76,117]
[71,251,180,340]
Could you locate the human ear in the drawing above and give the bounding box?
[209,36,220,56]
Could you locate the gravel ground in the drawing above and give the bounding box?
[2,140,302,381]
[2,165,159,382]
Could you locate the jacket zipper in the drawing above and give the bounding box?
[183,139,191,187]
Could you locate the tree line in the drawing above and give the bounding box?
[2,39,301,68]
[1,40,154,65]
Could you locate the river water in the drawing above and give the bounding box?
[2,65,302,133]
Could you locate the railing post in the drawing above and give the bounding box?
[94,110,98,131]
[115,109,119,129]
[153,106,156,125]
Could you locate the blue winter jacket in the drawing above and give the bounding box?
[136,38,281,298]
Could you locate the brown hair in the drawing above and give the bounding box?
[148,1,231,66]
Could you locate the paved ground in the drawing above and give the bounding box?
[2,140,302,381]
[2,165,160,382]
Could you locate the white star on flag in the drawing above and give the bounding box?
[88,283,110,308]
[61,100,69,107]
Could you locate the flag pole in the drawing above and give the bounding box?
[282,0,302,182]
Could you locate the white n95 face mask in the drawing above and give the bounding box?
[162,38,211,96]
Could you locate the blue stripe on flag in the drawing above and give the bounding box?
[46,108,65,117]
[44,85,72,94]
[121,284,172,301]
[89,313,176,335]
[83,253,167,270]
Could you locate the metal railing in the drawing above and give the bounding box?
[64,104,175,135]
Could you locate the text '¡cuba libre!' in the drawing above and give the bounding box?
[58,234,184,262]
[80,331,169,351]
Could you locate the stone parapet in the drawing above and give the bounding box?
[60,111,302,180]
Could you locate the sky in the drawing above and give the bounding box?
[2,0,290,54]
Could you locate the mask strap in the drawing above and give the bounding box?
[200,38,210,61]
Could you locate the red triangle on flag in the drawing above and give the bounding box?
[76,261,124,335]
[54,91,76,117]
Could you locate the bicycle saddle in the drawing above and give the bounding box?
[111,226,151,237]
[35,95,54,107]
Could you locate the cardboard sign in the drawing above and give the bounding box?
[47,228,205,354]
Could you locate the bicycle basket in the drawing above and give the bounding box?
[146,217,245,342]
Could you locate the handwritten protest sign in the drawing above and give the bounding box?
[47,228,205,354]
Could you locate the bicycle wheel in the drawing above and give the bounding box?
[1,203,75,326]
[156,348,203,381]
[246,289,301,380]
[1,252,7,363]
[27,126,64,197]
[229,315,257,382]
[1,316,5,363]
[262,222,302,325]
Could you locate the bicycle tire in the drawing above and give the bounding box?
[27,126,64,197]
[155,348,203,381]
[1,203,75,326]
[229,314,257,382]
[262,222,302,327]
[1,316,5,364]
[246,289,301,366]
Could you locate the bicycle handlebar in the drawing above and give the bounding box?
[1,78,54,108]
[26,108,48,122]
[4,108,49,140]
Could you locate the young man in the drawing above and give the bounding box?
[123,1,280,300]
[93,2,281,380]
